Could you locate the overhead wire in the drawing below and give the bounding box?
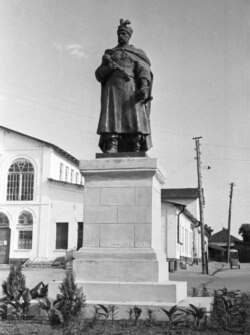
[0,90,97,120]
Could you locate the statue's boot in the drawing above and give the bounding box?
[106,136,118,153]
[132,134,142,152]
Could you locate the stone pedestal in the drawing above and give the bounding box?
[71,156,187,305]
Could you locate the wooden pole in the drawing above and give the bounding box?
[193,137,208,274]
[227,183,235,263]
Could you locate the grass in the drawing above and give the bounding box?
[0,317,248,335]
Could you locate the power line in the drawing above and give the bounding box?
[0,78,94,112]
[206,157,250,162]
[0,91,97,120]
[204,143,250,151]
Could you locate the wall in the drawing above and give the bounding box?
[0,128,84,261]
[161,201,200,263]
[161,202,178,259]
[45,181,84,258]
[49,151,82,184]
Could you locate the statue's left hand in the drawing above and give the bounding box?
[135,87,148,102]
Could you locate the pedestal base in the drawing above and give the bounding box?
[73,247,168,282]
[59,156,188,306]
[74,280,187,304]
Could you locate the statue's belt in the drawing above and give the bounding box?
[113,68,134,78]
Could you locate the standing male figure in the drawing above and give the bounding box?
[95,19,153,153]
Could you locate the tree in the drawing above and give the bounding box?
[238,224,250,243]
[204,224,214,240]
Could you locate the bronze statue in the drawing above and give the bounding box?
[95,19,153,153]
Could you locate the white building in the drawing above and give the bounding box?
[161,188,205,270]
[0,126,84,264]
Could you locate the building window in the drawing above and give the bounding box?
[0,213,9,226]
[77,222,83,251]
[65,167,69,182]
[70,170,74,183]
[7,159,34,201]
[18,231,32,249]
[56,222,68,249]
[18,211,33,225]
[60,163,63,181]
[17,211,33,250]
[75,173,79,184]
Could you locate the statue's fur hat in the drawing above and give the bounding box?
[117,19,133,36]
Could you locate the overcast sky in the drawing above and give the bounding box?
[0,0,249,238]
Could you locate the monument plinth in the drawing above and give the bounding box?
[72,156,187,305]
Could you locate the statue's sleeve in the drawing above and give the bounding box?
[135,61,152,84]
[95,49,115,83]
[95,63,113,83]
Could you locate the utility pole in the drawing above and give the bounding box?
[227,183,235,263]
[193,137,208,274]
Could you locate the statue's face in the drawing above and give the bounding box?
[117,31,130,45]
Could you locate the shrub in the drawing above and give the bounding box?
[210,288,250,332]
[161,305,184,329]
[201,284,210,297]
[0,264,32,319]
[127,306,142,325]
[96,304,118,321]
[2,264,26,301]
[185,304,207,328]
[40,270,86,327]
[191,287,199,297]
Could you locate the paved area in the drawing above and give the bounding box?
[0,266,65,294]
[170,262,250,295]
[0,261,249,298]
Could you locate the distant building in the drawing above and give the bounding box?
[161,188,206,270]
[209,228,250,262]
[210,228,241,248]
[0,126,84,264]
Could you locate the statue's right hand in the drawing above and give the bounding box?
[109,62,117,70]
[102,54,111,64]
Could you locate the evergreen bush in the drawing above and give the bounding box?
[48,270,86,326]
[2,264,26,301]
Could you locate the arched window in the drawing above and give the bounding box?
[18,211,33,226]
[0,213,9,226]
[17,211,33,250]
[7,159,34,201]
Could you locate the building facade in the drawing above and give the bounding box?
[161,188,208,270]
[0,126,84,264]
[209,228,250,262]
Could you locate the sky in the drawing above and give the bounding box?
[0,0,249,238]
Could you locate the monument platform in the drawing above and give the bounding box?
[74,156,186,304]
[49,156,187,309]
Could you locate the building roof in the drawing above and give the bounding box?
[209,243,227,251]
[1,125,79,165]
[166,201,200,226]
[47,178,84,188]
[183,207,200,226]
[210,228,242,243]
[161,188,199,200]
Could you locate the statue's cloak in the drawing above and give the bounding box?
[95,44,153,151]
